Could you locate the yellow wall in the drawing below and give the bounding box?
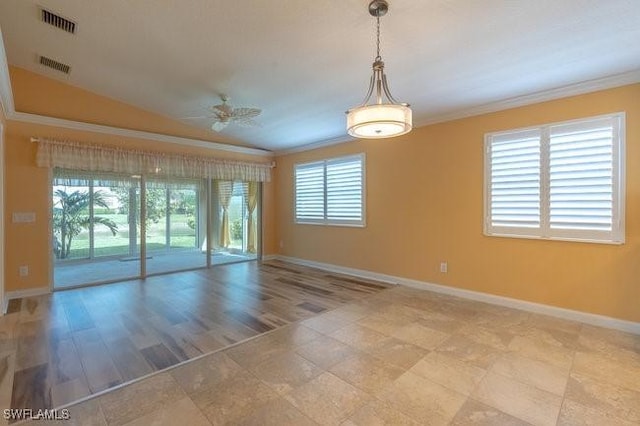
[275,84,640,323]
[4,68,276,292]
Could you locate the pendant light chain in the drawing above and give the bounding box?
[375,15,381,61]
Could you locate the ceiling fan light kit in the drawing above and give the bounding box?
[205,95,261,132]
[346,0,412,139]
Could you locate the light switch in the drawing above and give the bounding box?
[12,212,36,223]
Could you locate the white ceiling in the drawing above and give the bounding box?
[0,0,639,152]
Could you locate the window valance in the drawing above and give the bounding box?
[52,169,204,190]
[35,138,273,182]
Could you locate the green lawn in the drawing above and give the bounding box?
[67,213,197,259]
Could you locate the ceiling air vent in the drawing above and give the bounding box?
[39,56,71,74]
[40,8,77,34]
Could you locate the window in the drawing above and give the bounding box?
[485,113,625,244]
[295,154,365,226]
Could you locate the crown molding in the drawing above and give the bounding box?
[10,111,274,157]
[415,69,640,128]
[275,69,640,156]
[275,134,353,156]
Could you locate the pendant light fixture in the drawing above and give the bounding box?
[346,0,412,139]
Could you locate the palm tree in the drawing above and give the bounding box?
[53,189,118,259]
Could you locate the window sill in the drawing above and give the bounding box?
[295,220,365,228]
[484,231,624,245]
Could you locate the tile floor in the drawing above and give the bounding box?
[2,261,390,414]
[18,282,640,425]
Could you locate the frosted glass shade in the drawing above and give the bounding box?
[347,104,412,139]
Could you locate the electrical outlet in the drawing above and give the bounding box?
[19,265,29,277]
[279,240,284,248]
[440,262,448,273]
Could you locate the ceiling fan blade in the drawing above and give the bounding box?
[211,121,229,132]
[231,107,261,119]
[234,118,262,128]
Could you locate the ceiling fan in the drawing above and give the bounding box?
[184,95,261,132]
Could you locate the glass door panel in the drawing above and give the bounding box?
[52,184,91,261]
[146,181,207,275]
[211,180,259,265]
[53,172,141,288]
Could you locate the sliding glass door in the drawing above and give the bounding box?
[52,171,261,289]
[145,180,207,275]
[52,173,141,288]
[211,180,259,265]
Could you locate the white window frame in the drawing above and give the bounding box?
[294,153,366,227]
[484,112,625,244]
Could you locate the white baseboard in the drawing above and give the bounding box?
[5,287,51,302]
[261,254,278,261]
[276,255,640,335]
[276,255,400,284]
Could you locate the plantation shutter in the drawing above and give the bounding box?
[549,118,615,233]
[485,113,624,244]
[294,161,325,223]
[326,156,363,224]
[294,154,365,226]
[488,129,542,231]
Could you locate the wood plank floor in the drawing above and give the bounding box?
[0,260,391,411]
